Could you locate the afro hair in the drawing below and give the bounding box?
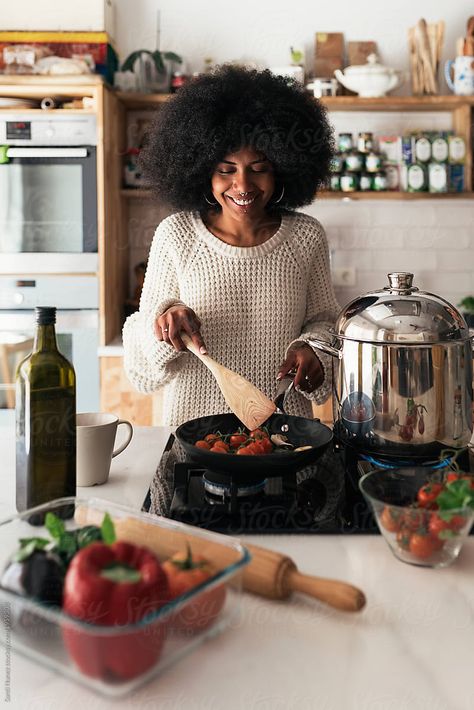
[139,64,335,212]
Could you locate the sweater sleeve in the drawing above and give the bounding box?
[122,220,186,393]
[287,219,340,405]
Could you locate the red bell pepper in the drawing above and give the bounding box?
[62,541,170,681]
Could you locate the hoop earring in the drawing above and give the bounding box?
[271,185,285,204]
[204,193,218,206]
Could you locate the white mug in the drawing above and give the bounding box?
[76,413,133,486]
[445,56,474,95]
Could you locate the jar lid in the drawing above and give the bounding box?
[344,53,397,76]
[335,273,470,343]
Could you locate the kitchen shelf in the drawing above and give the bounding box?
[121,188,474,201]
[319,95,474,111]
[318,191,474,200]
[115,91,171,109]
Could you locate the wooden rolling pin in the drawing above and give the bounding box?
[76,509,366,612]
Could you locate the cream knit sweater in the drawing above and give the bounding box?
[123,210,340,426]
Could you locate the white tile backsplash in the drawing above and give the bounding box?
[309,198,474,308]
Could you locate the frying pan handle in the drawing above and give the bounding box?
[274,375,294,413]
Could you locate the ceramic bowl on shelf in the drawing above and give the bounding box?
[359,468,474,568]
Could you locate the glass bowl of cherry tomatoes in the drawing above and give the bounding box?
[359,467,474,568]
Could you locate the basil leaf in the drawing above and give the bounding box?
[101,513,116,545]
[45,512,66,540]
[437,479,474,511]
[19,537,49,549]
[13,540,48,562]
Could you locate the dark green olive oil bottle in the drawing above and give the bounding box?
[16,307,76,521]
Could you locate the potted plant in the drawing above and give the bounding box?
[458,296,474,327]
[121,49,182,93]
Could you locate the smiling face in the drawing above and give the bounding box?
[210,146,276,223]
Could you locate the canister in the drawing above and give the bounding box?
[385,164,400,191]
[407,163,427,192]
[357,132,374,154]
[431,135,449,163]
[330,154,344,173]
[428,163,448,193]
[359,173,373,191]
[414,135,431,163]
[345,151,364,172]
[338,133,353,153]
[373,171,388,191]
[365,151,382,173]
[448,136,466,164]
[330,174,341,191]
[340,172,359,192]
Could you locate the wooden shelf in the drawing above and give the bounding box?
[318,190,474,200]
[121,188,474,201]
[319,95,474,111]
[115,92,171,109]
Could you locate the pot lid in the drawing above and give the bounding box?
[336,273,470,343]
[343,53,396,76]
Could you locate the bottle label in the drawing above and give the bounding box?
[431,138,448,162]
[408,165,425,190]
[415,137,431,163]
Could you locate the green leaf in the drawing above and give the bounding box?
[121,50,150,72]
[101,513,116,545]
[438,529,458,540]
[162,51,182,64]
[56,532,77,558]
[436,479,474,511]
[19,537,49,549]
[45,512,65,540]
[151,50,165,74]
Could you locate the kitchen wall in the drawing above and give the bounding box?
[115,0,473,308]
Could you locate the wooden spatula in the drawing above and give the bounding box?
[181,333,276,430]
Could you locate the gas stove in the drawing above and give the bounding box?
[143,433,473,535]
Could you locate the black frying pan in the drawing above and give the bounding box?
[175,378,333,480]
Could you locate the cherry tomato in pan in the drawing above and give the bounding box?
[195,440,211,450]
[229,433,248,448]
[249,428,269,440]
[204,433,221,444]
[428,512,466,538]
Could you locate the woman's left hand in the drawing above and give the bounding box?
[277,343,324,393]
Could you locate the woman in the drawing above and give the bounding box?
[123,65,340,426]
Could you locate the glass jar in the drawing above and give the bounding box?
[414,135,431,163]
[340,172,359,192]
[345,150,364,172]
[330,154,344,173]
[373,171,388,191]
[359,173,373,191]
[330,174,341,191]
[338,133,353,153]
[357,132,374,154]
[365,151,382,173]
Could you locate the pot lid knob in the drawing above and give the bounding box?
[385,272,417,293]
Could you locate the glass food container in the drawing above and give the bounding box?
[0,498,250,697]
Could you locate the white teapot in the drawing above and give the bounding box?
[334,54,403,98]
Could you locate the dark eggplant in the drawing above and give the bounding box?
[1,550,64,606]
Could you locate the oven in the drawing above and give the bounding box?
[0,276,99,424]
[0,112,98,273]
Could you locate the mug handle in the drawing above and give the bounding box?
[444,60,455,92]
[112,420,133,457]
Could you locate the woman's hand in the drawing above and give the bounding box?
[155,305,207,353]
[277,343,323,393]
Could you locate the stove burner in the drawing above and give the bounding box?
[202,471,267,500]
[360,453,456,470]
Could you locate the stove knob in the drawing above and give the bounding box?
[13,292,24,305]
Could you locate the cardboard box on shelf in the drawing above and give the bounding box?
[0,31,118,83]
[314,32,344,78]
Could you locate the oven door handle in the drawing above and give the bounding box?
[6,147,88,159]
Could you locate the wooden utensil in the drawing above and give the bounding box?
[417,18,437,94]
[76,509,366,613]
[181,333,276,430]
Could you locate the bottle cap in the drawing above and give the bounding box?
[35,306,56,325]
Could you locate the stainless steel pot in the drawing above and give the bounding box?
[309,273,473,458]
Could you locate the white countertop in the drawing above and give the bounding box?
[1,424,474,710]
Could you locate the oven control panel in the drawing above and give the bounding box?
[0,276,99,310]
[0,113,97,146]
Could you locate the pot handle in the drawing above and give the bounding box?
[307,336,343,359]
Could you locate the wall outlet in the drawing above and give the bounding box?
[332,266,356,287]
